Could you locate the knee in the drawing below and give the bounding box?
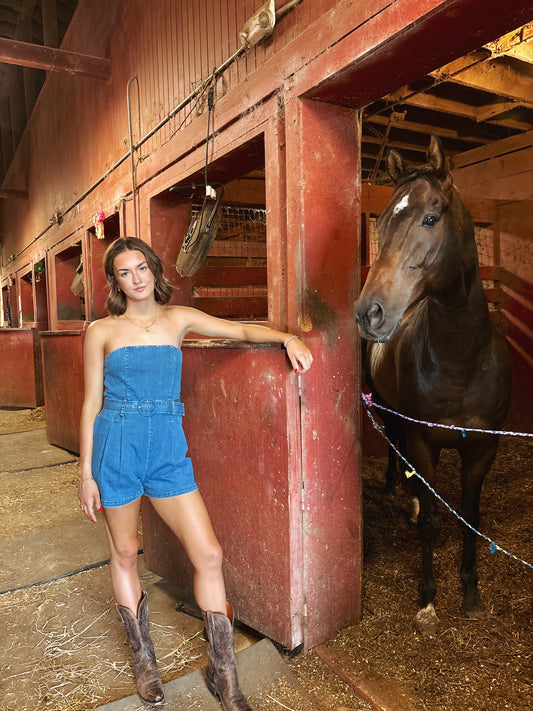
[112,539,139,571]
[195,539,223,575]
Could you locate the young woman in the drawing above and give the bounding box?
[78,236,313,709]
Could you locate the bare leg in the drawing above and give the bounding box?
[149,490,227,614]
[102,498,143,611]
[103,498,164,705]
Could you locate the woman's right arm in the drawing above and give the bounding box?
[78,322,106,522]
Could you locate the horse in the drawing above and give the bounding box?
[353,135,512,635]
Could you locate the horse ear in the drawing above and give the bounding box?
[387,148,405,184]
[427,135,447,177]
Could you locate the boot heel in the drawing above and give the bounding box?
[204,608,252,711]
[205,674,219,698]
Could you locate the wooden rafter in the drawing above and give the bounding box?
[0,37,110,80]
[444,58,533,106]
[379,92,533,133]
[363,113,489,144]
[484,22,533,64]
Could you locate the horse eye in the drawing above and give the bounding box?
[422,214,438,227]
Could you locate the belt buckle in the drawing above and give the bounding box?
[138,399,155,416]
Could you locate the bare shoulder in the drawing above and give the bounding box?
[160,304,197,329]
[84,317,117,351]
[161,304,191,319]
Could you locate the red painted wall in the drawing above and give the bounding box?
[0,329,43,407]
[40,331,85,452]
[145,343,303,644]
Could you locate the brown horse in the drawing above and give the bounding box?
[354,136,512,635]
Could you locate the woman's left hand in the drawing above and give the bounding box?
[286,338,313,373]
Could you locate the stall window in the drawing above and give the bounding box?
[20,270,34,324]
[54,241,85,322]
[190,200,267,320]
[87,212,120,320]
[151,139,268,323]
[1,283,9,326]
[33,260,48,329]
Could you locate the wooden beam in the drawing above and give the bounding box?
[453,129,533,168]
[0,37,110,80]
[364,112,488,143]
[439,57,533,105]
[452,131,533,200]
[0,188,28,199]
[475,101,520,122]
[484,23,533,65]
[380,88,533,132]
[362,134,428,155]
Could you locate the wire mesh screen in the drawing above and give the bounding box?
[475,224,495,267]
[191,203,268,320]
[201,204,267,265]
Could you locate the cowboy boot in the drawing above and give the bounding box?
[117,592,164,706]
[204,604,252,711]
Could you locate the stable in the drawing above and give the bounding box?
[0,0,531,652]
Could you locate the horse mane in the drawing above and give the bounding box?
[395,165,449,192]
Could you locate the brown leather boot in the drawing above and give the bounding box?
[117,592,164,706]
[204,605,252,711]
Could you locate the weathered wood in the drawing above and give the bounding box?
[454,129,533,167]
[0,188,28,200]
[0,37,110,80]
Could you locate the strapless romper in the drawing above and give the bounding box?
[91,345,197,508]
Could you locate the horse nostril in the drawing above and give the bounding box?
[368,302,384,330]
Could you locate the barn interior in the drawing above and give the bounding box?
[0,2,531,711]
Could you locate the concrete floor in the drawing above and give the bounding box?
[0,408,328,711]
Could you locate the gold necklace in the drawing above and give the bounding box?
[123,307,159,333]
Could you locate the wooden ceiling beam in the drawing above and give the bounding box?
[362,135,427,155]
[0,37,110,80]
[0,188,27,199]
[474,101,520,122]
[438,58,533,105]
[382,88,533,132]
[364,113,488,144]
[484,22,533,65]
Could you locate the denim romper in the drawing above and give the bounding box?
[91,345,197,508]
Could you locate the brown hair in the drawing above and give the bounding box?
[103,237,173,315]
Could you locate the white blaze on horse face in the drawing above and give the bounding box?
[392,193,410,216]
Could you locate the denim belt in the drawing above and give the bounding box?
[103,398,185,417]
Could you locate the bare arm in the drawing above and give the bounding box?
[78,322,106,521]
[179,307,313,373]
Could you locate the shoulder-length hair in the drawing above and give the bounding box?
[103,237,173,315]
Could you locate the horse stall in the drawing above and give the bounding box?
[139,109,362,650]
[302,3,532,708]
[40,214,122,451]
[0,264,45,407]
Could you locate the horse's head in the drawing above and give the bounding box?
[354,135,475,343]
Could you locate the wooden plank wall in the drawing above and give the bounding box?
[0,0,339,264]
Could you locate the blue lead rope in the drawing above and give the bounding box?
[361,394,533,571]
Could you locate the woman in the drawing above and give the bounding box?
[78,236,313,709]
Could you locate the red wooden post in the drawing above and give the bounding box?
[284,96,363,648]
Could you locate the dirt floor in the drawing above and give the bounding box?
[0,407,531,711]
[317,436,533,711]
